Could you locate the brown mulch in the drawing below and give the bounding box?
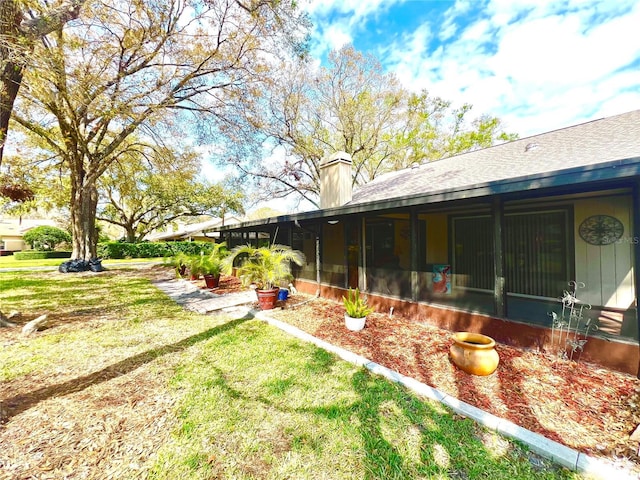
[196,274,245,295]
[270,294,640,472]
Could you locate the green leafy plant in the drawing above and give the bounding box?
[22,226,71,251]
[224,244,305,290]
[342,288,374,318]
[163,251,191,277]
[172,242,230,279]
[198,242,228,276]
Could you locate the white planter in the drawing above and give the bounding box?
[345,313,366,331]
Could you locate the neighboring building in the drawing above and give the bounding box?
[145,216,242,242]
[216,110,640,375]
[0,218,59,253]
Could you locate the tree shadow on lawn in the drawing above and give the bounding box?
[0,314,252,423]
[189,347,568,479]
[348,368,548,480]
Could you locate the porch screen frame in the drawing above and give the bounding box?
[450,206,574,300]
[503,206,574,300]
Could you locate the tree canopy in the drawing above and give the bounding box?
[0,0,88,206]
[97,145,244,242]
[10,0,309,259]
[221,45,518,208]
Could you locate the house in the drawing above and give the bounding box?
[216,110,640,375]
[145,216,242,242]
[0,218,59,254]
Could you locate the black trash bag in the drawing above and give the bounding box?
[89,258,104,272]
[58,259,90,273]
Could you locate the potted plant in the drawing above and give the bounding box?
[187,253,204,280]
[224,243,305,310]
[342,287,373,331]
[164,251,191,278]
[200,242,228,289]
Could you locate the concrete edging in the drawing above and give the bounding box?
[255,311,634,480]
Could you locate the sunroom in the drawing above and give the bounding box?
[217,110,640,375]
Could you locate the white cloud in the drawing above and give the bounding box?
[302,0,403,59]
[316,23,353,53]
[385,0,640,136]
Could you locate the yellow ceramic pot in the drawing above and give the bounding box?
[449,332,499,376]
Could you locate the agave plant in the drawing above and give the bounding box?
[224,244,305,290]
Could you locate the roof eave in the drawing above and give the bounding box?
[218,157,640,231]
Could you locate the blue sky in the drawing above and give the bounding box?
[302,0,640,138]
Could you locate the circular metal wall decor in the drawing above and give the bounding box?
[578,215,624,246]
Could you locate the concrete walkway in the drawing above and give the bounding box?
[153,278,256,314]
[153,278,634,480]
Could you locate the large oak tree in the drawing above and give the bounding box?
[1,0,86,326]
[10,0,308,260]
[97,144,244,242]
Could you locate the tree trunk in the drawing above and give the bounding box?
[125,225,137,243]
[70,180,98,260]
[0,0,24,165]
[0,64,22,164]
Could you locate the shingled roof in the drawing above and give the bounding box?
[348,109,640,207]
[216,110,640,232]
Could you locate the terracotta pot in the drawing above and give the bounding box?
[256,287,279,310]
[204,274,220,289]
[345,313,366,331]
[449,332,499,376]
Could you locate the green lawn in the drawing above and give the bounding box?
[0,268,585,479]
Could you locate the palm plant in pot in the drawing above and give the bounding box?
[164,251,191,278]
[187,253,204,280]
[343,288,373,331]
[200,242,228,289]
[224,243,305,310]
[199,255,223,289]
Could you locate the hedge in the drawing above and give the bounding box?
[96,241,215,259]
[14,251,72,260]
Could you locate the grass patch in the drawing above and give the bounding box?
[0,269,207,382]
[151,321,581,479]
[0,269,585,479]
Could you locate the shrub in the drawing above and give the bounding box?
[22,226,71,251]
[14,251,72,260]
[97,241,215,259]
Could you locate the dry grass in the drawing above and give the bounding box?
[0,266,233,479]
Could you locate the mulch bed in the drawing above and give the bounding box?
[270,294,640,473]
[196,274,246,295]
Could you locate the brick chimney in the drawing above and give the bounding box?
[319,151,353,209]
